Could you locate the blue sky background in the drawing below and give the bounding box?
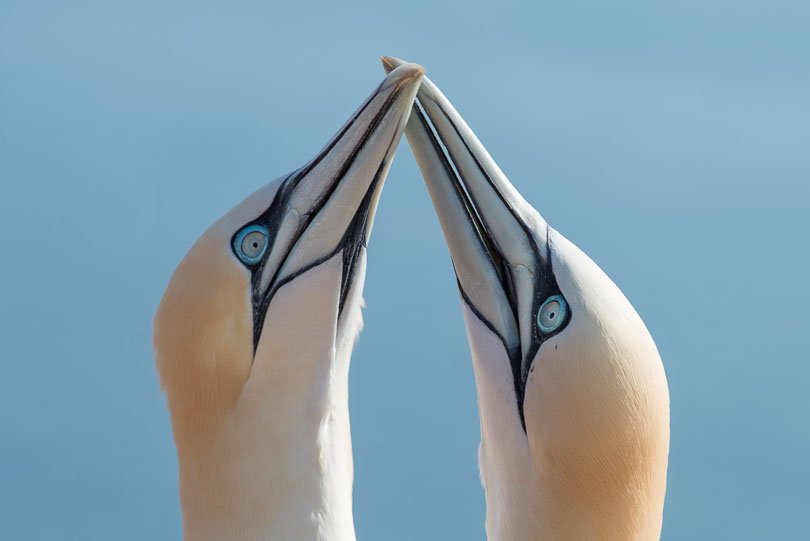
[1,1,808,539]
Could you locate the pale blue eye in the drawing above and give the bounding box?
[537,294,567,334]
[233,225,269,265]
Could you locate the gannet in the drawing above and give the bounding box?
[383,57,670,541]
[153,63,424,541]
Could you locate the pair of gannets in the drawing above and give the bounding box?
[154,57,669,541]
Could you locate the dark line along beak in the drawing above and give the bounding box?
[249,63,424,345]
[382,57,555,424]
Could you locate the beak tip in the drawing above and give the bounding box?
[380,55,411,75]
[381,60,425,94]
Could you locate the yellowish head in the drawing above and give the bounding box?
[385,56,670,541]
[154,64,423,541]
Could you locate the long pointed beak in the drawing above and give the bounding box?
[255,63,424,314]
[382,57,555,422]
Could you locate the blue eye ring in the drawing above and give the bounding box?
[537,294,568,334]
[233,224,269,265]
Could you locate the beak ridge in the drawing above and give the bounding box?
[258,63,424,303]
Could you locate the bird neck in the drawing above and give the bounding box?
[175,360,356,541]
[479,420,666,541]
[157,247,365,541]
[464,305,667,541]
[169,282,361,541]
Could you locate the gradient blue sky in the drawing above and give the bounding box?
[1,1,808,539]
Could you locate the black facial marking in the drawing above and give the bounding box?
[456,251,569,431]
[231,80,405,352]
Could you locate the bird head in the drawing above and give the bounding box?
[153,62,424,460]
[383,57,668,536]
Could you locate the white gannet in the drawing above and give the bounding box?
[383,57,670,541]
[153,63,424,541]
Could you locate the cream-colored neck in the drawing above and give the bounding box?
[482,455,666,541]
[176,368,356,541]
[479,426,666,541]
[464,304,668,541]
[156,242,365,541]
